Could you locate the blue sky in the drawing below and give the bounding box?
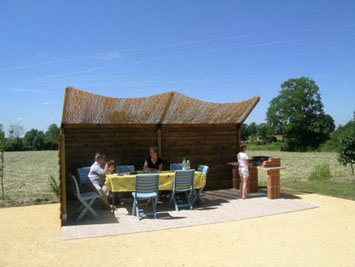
[1,0,354,134]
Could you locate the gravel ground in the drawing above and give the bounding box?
[1,193,355,267]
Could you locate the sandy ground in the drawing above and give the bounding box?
[1,192,355,267]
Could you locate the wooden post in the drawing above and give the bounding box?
[236,124,241,153]
[157,125,162,157]
[58,133,67,222]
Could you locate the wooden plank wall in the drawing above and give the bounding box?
[161,125,238,189]
[63,124,239,193]
[64,125,158,175]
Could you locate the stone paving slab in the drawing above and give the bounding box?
[62,189,318,240]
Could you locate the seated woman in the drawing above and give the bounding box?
[143,146,163,172]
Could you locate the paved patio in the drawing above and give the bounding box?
[62,189,317,240]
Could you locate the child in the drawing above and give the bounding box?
[106,160,116,174]
[237,144,249,199]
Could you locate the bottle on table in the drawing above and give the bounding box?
[182,158,187,170]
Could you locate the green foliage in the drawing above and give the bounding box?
[338,136,355,175]
[241,123,248,141]
[321,118,355,152]
[267,77,335,151]
[33,131,45,150]
[21,124,60,151]
[48,175,59,197]
[23,129,39,149]
[247,142,283,151]
[44,124,60,149]
[0,129,6,200]
[308,164,332,181]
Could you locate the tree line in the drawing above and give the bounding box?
[0,123,60,151]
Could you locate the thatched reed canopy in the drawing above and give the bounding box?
[62,87,260,125]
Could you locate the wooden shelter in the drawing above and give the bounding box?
[59,87,259,221]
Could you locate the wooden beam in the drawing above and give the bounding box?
[236,124,241,153]
[61,87,70,128]
[58,134,67,223]
[157,125,162,157]
[159,92,175,124]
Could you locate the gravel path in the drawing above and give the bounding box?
[1,193,355,267]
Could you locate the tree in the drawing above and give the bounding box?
[33,131,45,150]
[44,124,60,149]
[267,77,335,151]
[241,123,248,141]
[322,113,355,151]
[338,136,355,175]
[0,124,4,140]
[8,124,24,140]
[0,125,6,200]
[23,129,39,150]
[256,123,274,143]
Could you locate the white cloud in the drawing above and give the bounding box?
[88,51,121,61]
[16,117,22,121]
[44,102,51,106]
[36,67,103,81]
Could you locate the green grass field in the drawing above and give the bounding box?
[0,150,354,207]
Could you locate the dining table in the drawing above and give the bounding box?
[105,170,206,192]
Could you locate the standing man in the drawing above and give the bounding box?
[88,152,111,209]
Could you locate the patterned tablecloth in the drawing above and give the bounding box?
[105,171,205,192]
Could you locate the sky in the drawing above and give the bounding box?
[1,0,354,135]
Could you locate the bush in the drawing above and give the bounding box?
[308,164,332,181]
[338,136,355,175]
[48,175,59,197]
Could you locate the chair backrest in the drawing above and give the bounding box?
[197,165,209,191]
[198,165,209,177]
[116,165,135,173]
[77,167,90,185]
[69,173,81,199]
[170,163,183,170]
[174,169,195,190]
[135,174,159,195]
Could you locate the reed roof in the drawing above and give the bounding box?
[61,87,259,125]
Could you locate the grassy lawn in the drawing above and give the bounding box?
[0,151,58,207]
[0,150,354,208]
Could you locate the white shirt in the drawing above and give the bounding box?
[88,161,105,185]
[237,152,248,169]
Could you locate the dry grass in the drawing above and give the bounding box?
[1,151,58,207]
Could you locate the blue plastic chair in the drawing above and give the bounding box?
[193,165,209,205]
[170,169,195,211]
[77,167,90,190]
[116,165,135,173]
[132,174,159,220]
[170,163,183,170]
[69,173,100,222]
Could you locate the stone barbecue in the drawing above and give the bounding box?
[228,156,282,199]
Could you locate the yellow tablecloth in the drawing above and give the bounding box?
[105,171,205,192]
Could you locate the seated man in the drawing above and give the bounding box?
[88,153,113,209]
